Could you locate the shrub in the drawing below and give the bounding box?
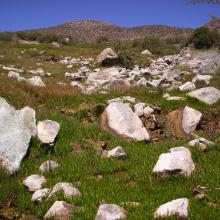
[189,27,220,49]
[16,31,41,41]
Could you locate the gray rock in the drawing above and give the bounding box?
[134,102,145,117]
[0,97,36,173]
[106,146,127,159]
[100,102,150,141]
[96,204,128,220]
[179,82,196,91]
[39,160,60,172]
[182,106,202,135]
[26,76,45,87]
[37,120,60,144]
[154,198,189,218]
[153,147,195,177]
[49,182,81,198]
[31,188,51,202]
[23,174,47,192]
[44,201,75,220]
[188,87,220,105]
[192,74,212,88]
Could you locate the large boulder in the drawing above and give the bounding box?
[188,87,220,105]
[167,106,202,138]
[96,204,128,220]
[100,102,150,141]
[153,147,195,177]
[0,97,36,173]
[97,48,119,65]
[154,198,189,218]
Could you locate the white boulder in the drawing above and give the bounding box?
[154,198,189,218]
[26,76,45,87]
[0,97,36,173]
[37,120,60,144]
[23,174,47,192]
[153,147,195,177]
[179,82,196,91]
[96,204,128,220]
[101,102,150,141]
[107,146,127,159]
[188,87,220,105]
[97,48,119,65]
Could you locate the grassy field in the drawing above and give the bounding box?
[0,42,220,219]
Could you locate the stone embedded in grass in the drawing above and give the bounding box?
[154,198,189,218]
[26,76,46,87]
[153,147,195,177]
[163,93,185,101]
[8,71,20,79]
[0,97,36,173]
[187,87,220,105]
[23,174,47,192]
[44,201,75,220]
[39,160,60,172]
[182,106,202,135]
[48,182,81,198]
[37,120,60,145]
[179,82,196,91]
[141,49,152,56]
[100,102,150,142]
[31,188,51,202]
[95,204,128,220]
[103,146,127,159]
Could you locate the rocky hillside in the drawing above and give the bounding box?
[28,20,194,42]
[205,18,220,31]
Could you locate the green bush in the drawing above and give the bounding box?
[16,31,41,41]
[189,27,220,49]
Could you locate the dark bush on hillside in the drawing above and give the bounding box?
[97,36,110,43]
[16,31,41,41]
[0,32,16,41]
[38,33,64,43]
[189,27,220,49]
[132,35,178,55]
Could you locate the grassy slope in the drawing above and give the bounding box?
[0,42,220,219]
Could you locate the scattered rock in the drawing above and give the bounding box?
[154,198,189,218]
[51,42,60,48]
[70,81,84,91]
[153,147,195,177]
[0,97,36,173]
[134,102,145,117]
[96,204,128,220]
[141,49,152,56]
[26,76,45,87]
[44,201,75,220]
[97,48,119,65]
[188,87,220,105]
[8,71,20,79]
[100,102,150,141]
[23,174,47,192]
[182,106,202,135]
[37,120,60,144]
[31,188,51,202]
[49,182,81,198]
[39,160,60,172]
[192,74,212,88]
[103,146,127,159]
[179,82,196,91]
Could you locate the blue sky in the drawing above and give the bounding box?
[0,0,220,31]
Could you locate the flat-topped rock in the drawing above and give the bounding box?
[23,174,47,192]
[188,87,220,105]
[154,198,189,218]
[96,204,128,220]
[153,147,195,177]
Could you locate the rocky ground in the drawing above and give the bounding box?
[0,41,220,219]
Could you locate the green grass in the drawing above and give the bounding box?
[0,42,220,219]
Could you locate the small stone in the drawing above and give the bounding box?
[39,160,60,172]
[23,174,47,192]
[49,182,81,198]
[37,120,60,144]
[141,49,152,56]
[8,71,20,79]
[143,106,154,117]
[96,204,128,220]
[31,188,51,202]
[44,201,75,220]
[134,102,145,117]
[26,76,45,87]
[154,198,189,218]
[179,82,196,91]
[106,146,127,159]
